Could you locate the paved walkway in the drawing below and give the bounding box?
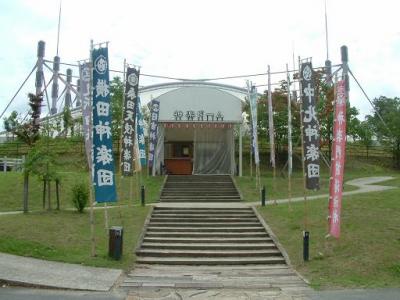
[246,176,396,206]
[0,253,122,291]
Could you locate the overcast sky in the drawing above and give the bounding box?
[1,0,399,126]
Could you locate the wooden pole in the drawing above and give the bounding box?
[88,39,96,257]
[267,65,277,204]
[104,202,109,230]
[286,63,293,211]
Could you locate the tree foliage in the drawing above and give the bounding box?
[3,93,44,146]
[366,96,400,168]
[110,76,124,141]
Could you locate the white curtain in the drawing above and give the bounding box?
[153,125,165,175]
[193,127,234,175]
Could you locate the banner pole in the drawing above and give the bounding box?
[267,65,277,204]
[286,63,293,211]
[246,82,253,179]
[298,56,309,232]
[119,60,126,175]
[88,39,96,257]
[104,202,109,230]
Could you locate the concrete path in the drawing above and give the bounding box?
[246,176,397,206]
[0,253,123,291]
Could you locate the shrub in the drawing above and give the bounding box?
[71,183,88,213]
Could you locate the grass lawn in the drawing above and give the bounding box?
[0,171,165,212]
[236,158,395,202]
[0,205,150,270]
[257,175,400,289]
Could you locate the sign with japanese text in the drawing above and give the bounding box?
[79,62,92,172]
[249,85,260,165]
[148,99,160,169]
[172,110,224,122]
[157,86,242,123]
[136,97,146,168]
[301,62,320,190]
[91,46,117,203]
[328,80,347,238]
[121,67,139,176]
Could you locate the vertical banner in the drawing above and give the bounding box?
[121,67,140,176]
[301,62,320,190]
[249,85,260,165]
[329,80,347,238]
[79,62,92,172]
[91,46,117,203]
[136,97,147,168]
[148,100,160,170]
[267,65,276,167]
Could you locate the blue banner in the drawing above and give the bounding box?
[136,97,147,168]
[91,46,117,203]
[121,67,139,176]
[148,100,160,169]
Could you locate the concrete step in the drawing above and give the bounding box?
[151,213,255,218]
[145,232,269,238]
[150,217,258,222]
[148,222,260,227]
[136,249,282,258]
[135,256,286,265]
[143,237,272,244]
[141,242,278,250]
[146,226,266,232]
[160,195,240,199]
[160,198,241,203]
[152,212,252,216]
[153,207,251,211]
[161,192,239,196]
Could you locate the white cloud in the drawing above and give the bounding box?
[1,0,399,122]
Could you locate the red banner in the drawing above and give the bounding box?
[328,80,347,238]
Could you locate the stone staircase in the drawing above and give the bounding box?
[122,175,310,295]
[135,206,285,265]
[160,175,241,203]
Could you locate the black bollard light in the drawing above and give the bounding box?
[261,185,266,206]
[303,231,310,262]
[141,185,145,206]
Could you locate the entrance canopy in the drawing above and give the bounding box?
[146,83,244,175]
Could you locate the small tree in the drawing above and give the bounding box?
[72,183,88,213]
[357,119,374,158]
[4,93,44,212]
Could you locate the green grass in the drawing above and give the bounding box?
[0,206,150,270]
[257,175,400,289]
[0,171,165,212]
[235,156,395,202]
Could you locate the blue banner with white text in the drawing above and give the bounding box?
[91,46,117,203]
[148,100,160,170]
[136,97,147,168]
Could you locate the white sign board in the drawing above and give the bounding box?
[156,86,242,123]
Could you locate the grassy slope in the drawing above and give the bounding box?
[257,175,400,289]
[0,206,150,270]
[0,172,164,212]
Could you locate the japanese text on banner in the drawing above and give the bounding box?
[301,62,320,190]
[121,67,139,176]
[329,80,347,238]
[148,100,160,169]
[91,46,117,203]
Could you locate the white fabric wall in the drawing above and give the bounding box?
[193,128,235,175]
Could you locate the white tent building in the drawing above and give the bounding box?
[140,81,247,176]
